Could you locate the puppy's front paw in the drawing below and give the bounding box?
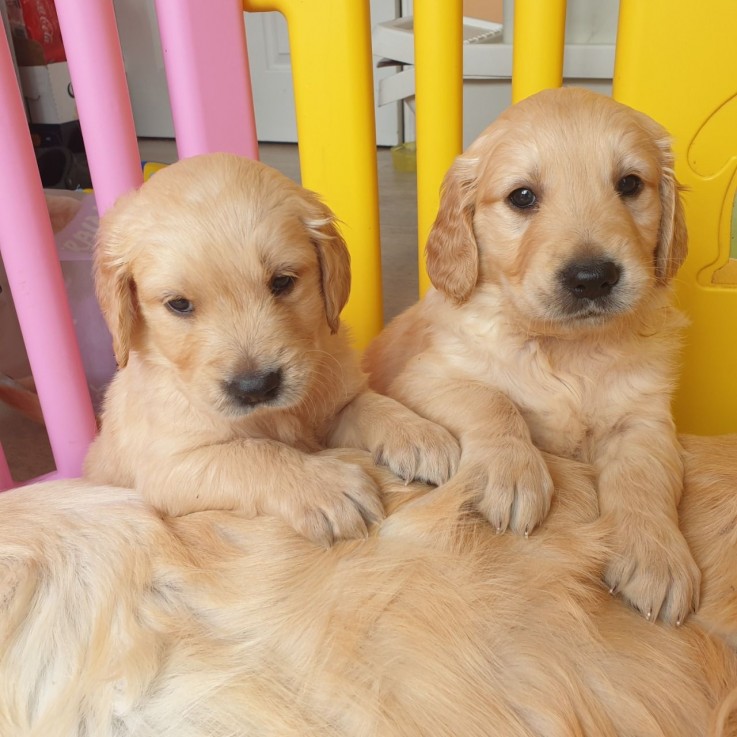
[471,437,554,536]
[283,456,385,547]
[604,516,701,625]
[373,416,460,486]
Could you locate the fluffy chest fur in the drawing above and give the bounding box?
[429,291,683,462]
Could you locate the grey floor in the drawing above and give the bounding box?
[1,142,421,483]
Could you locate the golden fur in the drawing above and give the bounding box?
[1,435,736,735]
[84,154,459,545]
[365,88,698,624]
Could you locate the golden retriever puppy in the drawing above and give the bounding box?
[84,154,459,546]
[1,437,736,736]
[365,87,699,624]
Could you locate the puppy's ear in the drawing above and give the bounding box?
[94,193,140,367]
[655,161,688,284]
[304,201,351,334]
[425,154,480,303]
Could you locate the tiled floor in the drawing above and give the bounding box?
[1,142,422,483]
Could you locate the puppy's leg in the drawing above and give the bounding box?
[328,390,461,486]
[382,368,554,535]
[595,421,701,625]
[317,446,432,509]
[139,440,384,547]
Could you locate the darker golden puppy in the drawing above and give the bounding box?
[84,154,459,545]
[365,88,699,624]
[2,436,737,736]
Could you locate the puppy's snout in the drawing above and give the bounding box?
[561,259,621,300]
[225,369,283,407]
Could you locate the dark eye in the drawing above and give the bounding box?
[508,187,537,210]
[166,297,194,315]
[616,174,643,197]
[270,274,296,296]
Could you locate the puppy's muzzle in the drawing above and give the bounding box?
[561,259,621,301]
[224,368,283,408]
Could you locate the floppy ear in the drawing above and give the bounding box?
[425,154,480,303]
[655,162,688,284]
[94,194,141,367]
[303,202,351,334]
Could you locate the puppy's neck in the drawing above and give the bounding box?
[468,281,680,346]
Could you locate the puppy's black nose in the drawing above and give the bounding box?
[225,369,282,406]
[562,260,621,300]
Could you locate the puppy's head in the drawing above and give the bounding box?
[426,87,687,331]
[95,153,351,416]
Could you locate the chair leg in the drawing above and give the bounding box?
[414,0,463,296]
[156,0,259,160]
[0,29,97,482]
[54,0,143,215]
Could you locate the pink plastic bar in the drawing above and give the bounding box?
[0,29,97,486]
[54,0,143,215]
[0,446,12,490]
[155,0,259,160]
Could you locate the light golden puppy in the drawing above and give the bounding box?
[1,437,737,736]
[84,154,459,545]
[365,88,699,624]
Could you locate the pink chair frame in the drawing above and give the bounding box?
[0,0,259,490]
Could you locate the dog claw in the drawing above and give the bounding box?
[608,585,617,595]
[646,608,652,622]
[524,526,529,539]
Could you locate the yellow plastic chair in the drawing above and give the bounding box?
[614,0,737,434]
[511,0,737,434]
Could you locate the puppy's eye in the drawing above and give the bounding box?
[616,174,643,198]
[270,274,296,296]
[508,187,537,210]
[166,297,194,315]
